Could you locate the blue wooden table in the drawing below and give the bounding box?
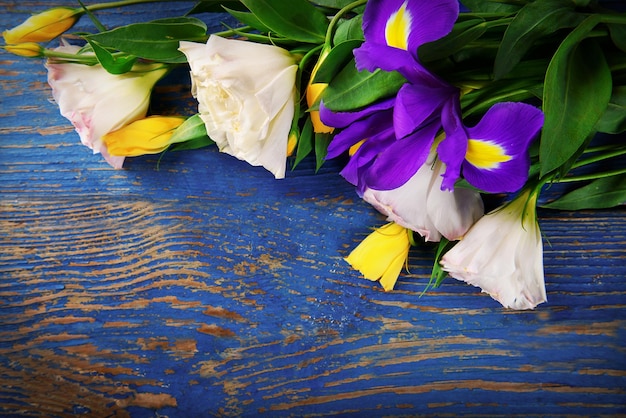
[1,1,625,416]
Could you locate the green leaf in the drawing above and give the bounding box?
[608,23,626,53]
[223,6,271,33]
[323,59,406,112]
[240,0,328,43]
[333,15,364,44]
[186,0,244,14]
[596,86,626,134]
[419,18,487,63]
[493,0,584,79]
[540,20,612,178]
[315,132,332,171]
[84,17,208,63]
[313,40,362,83]
[421,237,454,296]
[459,0,520,13]
[168,114,212,146]
[86,39,137,74]
[293,117,314,169]
[168,136,215,152]
[541,174,626,209]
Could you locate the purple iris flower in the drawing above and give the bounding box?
[323,0,544,195]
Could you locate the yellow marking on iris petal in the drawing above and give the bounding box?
[349,139,366,156]
[465,139,511,169]
[385,1,411,50]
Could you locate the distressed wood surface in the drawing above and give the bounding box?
[1,1,625,416]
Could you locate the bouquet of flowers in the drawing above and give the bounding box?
[3,0,625,310]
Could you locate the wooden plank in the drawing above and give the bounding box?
[1,1,625,416]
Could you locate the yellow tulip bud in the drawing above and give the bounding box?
[286,130,298,157]
[3,7,79,44]
[4,42,43,57]
[345,222,411,291]
[306,49,334,134]
[103,116,186,157]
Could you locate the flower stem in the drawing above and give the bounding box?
[85,0,178,12]
[325,0,367,48]
[556,167,626,183]
[571,145,626,170]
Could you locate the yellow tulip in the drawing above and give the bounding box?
[103,116,186,157]
[3,7,79,44]
[4,42,43,57]
[286,129,298,157]
[305,49,334,134]
[345,222,411,291]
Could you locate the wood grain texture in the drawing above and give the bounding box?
[1,1,625,417]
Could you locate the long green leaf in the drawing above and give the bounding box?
[420,18,487,63]
[540,17,612,178]
[223,6,271,33]
[293,117,314,169]
[323,60,406,112]
[494,0,584,79]
[459,0,520,13]
[84,17,207,63]
[596,86,626,134]
[608,23,626,53]
[313,40,362,83]
[315,132,332,171]
[240,0,328,43]
[541,174,626,209]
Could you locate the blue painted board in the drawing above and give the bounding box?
[1,1,625,417]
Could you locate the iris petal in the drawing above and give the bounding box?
[394,82,456,138]
[326,106,394,159]
[437,98,467,191]
[361,0,459,57]
[462,102,544,193]
[364,119,441,190]
[319,97,394,129]
[353,42,427,83]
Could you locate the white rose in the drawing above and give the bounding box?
[179,35,298,179]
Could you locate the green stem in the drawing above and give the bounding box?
[84,0,178,12]
[571,146,626,170]
[599,13,626,25]
[42,48,100,64]
[325,0,367,48]
[556,167,626,183]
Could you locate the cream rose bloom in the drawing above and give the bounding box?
[179,35,298,179]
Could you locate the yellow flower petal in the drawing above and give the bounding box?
[345,222,411,291]
[103,116,185,157]
[3,7,79,44]
[4,42,43,57]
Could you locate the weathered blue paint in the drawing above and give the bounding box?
[1,1,625,417]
